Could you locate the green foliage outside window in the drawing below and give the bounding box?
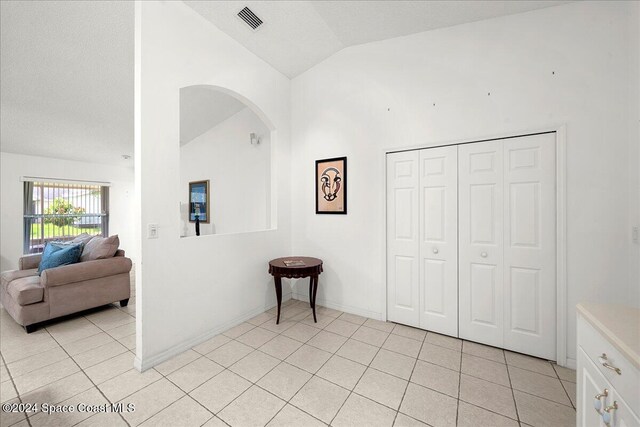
[44,198,85,227]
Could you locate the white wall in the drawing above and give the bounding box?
[0,152,135,271]
[290,1,640,365]
[629,2,640,308]
[135,1,291,369]
[180,107,271,237]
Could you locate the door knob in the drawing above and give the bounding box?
[433,248,439,254]
[481,252,487,258]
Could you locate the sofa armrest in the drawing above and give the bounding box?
[40,257,133,288]
[19,254,42,270]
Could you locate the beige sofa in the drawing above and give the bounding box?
[0,250,132,333]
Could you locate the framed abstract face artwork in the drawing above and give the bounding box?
[315,156,347,214]
[189,180,210,223]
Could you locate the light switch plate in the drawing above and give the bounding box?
[148,223,159,239]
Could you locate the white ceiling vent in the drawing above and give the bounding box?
[237,7,263,31]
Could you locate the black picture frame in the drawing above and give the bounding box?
[189,180,210,223]
[315,156,347,215]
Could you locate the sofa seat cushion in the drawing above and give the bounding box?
[7,275,44,306]
[1,269,38,292]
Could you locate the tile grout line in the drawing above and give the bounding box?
[5,343,130,423]
[6,301,576,426]
[6,292,146,424]
[306,329,542,423]
[504,365,576,409]
[76,305,187,426]
[457,362,575,409]
[191,306,340,426]
[193,309,547,425]
[0,351,33,427]
[71,312,179,426]
[36,315,132,427]
[144,353,217,424]
[261,309,353,426]
[505,352,522,425]
[455,338,463,426]
[249,306,347,424]
[327,321,392,426]
[554,363,576,410]
[258,323,426,417]
[391,330,427,426]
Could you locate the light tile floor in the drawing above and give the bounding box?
[1,290,576,427]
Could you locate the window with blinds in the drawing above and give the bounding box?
[23,181,109,254]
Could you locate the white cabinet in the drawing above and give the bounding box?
[577,347,610,427]
[387,133,557,359]
[577,305,640,427]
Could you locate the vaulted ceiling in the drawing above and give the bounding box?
[185,1,568,78]
[180,87,247,146]
[1,1,568,165]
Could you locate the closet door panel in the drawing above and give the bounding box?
[387,151,420,327]
[458,141,504,348]
[503,133,556,359]
[419,146,458,336]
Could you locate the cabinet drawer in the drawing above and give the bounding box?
[578,314,640,414]
[610,388,640,427]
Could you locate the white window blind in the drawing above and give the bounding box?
[23,180,109,254]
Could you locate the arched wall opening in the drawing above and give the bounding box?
[179,84,277,237]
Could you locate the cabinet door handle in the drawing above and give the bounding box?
[480,252,487,258]
[432,248,439,254]
[594,389,608,412]
[602,401,618,426]
[599,353,622,375]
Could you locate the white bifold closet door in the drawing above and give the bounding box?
[419,147,458,336]
[386,151,420,327]
[458,139,505,347]
[387,147,458,335]
[387,133,556,360]
[458,133,556,360]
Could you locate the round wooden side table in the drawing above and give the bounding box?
[268,257,323,324]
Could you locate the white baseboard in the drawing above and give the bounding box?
[291,292,383,321]
[565,357,576,370]
[135,292,291,372]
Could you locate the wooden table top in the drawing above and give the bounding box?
[268,257,323,268]
[268,257,323,279]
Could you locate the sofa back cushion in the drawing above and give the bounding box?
[81,235,119,262]
[38,242,84,275]
[71,233,95,246]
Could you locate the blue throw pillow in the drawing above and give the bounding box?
[38,242,84,275]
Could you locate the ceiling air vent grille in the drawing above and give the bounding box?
[237,7,263,31]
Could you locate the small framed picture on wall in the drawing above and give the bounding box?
[316,156,347,214]
[189,180,210,223]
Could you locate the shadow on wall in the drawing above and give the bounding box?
[179,85,274,238]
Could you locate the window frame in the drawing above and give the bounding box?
[22,180,110,254]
